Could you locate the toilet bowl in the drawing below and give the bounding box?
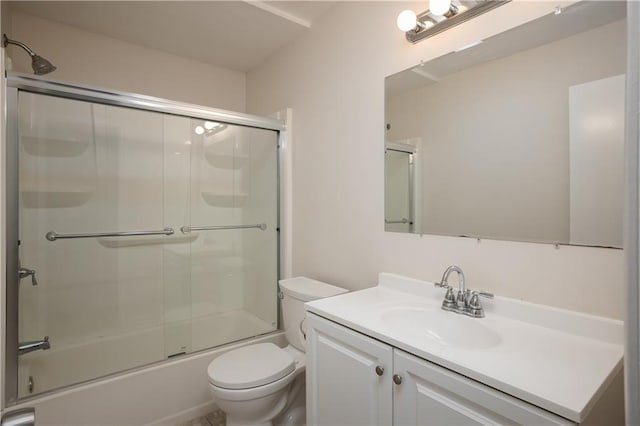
[207,277,347,426]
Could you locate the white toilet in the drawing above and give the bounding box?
[207,277,347,426]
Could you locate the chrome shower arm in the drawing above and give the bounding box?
[3,35,36,57]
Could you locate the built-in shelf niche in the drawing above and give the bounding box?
[201,191,248,207]
[203,135,249,169]
[97,233,198,248]
[21,136,91,157]
[20,182,95,208]
[204,152,249,169]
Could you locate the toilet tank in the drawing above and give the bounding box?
[279,277,348,351]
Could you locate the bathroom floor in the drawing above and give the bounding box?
[180,409,226,426]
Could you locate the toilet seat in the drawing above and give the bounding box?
[208,343,295,390]
[209,365,304,402]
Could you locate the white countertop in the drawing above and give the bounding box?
[305,273,623,423]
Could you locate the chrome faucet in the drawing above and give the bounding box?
[435,265,493,318]
[18,336,50,356]
[436,265,465,311]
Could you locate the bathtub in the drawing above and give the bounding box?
[10,310,283,425]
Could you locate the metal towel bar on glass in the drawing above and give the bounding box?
[45,227,175,242]
[180,223,267,234]
[385,218,412,224]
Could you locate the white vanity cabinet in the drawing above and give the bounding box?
[393,349,572,425]
[306,311,393,425]
[306,313,572,426]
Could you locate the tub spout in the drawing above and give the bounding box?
[18,336,50,356]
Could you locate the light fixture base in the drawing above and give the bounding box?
[405,0,511,44]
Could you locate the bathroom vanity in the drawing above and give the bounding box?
[304,273,623,425]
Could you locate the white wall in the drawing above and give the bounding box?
[6,11,246,112]
[247,0,624,320]
[386,20,625,244]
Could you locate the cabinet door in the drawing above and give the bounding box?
[393,350,573,426]
[306,313,393,426]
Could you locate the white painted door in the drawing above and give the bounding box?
[306,313,393,426]
[393,350,572,426]
[569,74,625,247]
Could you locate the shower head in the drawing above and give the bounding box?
[3,34,56,75]
[30,54,57,75]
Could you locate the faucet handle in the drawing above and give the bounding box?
[467,292,486,318]
[469,290,493,306]
[444,287,455,302]
[455,289,467,308]
[469,292,482,309]
[441,286,456,311]
[434,281,448,288]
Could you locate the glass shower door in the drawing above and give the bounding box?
[16,92,187,396]
[187,120,279,352]
[12,89,280,400]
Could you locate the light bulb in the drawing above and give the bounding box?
[204,121,219,130]
[397,10,417,32]
[430,0,451,16]
[195,126,205,135]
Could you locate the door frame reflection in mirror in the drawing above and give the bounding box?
[385,140,421,234]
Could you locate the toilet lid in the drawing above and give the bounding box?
[207,343,295,390]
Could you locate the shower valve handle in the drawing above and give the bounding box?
[18,268,37,286]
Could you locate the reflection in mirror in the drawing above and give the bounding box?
[385,142,417,233]
[384,1,625,248]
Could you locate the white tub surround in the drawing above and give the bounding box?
[305,273,623,423]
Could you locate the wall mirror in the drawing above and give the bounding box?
[384,1,625,248]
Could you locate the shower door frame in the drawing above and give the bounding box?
[384,142,416,234]
[3,71,287,406]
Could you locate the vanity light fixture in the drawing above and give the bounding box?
[397,10,420,32]
[397,0,511,44]
[430,0,456,17]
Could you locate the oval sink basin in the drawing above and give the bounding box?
[380,307,502,350]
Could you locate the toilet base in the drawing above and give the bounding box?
[275,406,305,426]
[273,375,306,426]
[216,374,306,426]
[219,388,288,426]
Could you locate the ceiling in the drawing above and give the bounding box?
[9,1,337,72]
